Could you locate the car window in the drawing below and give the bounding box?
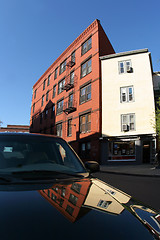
[0,135,86,173]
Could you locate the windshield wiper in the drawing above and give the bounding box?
[12,170,85,180]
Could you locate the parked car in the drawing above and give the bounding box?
[0,132,159,239]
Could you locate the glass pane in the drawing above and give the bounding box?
[87,59,92,73]
[122,93,126,102]
[81,88,85,96]
[122,115,127,124]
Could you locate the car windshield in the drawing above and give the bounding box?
[0,134,87,176]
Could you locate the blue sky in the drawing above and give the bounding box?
[0,0,160,127]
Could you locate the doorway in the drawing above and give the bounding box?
[142,141,150,163]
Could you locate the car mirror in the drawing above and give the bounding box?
[85,161,100,173]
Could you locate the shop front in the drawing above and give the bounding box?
[108,140,135,162]
[100,135,156,165]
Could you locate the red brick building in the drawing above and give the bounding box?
[0,125,29,133]
[39,179,91,222]
[30,19,115,163]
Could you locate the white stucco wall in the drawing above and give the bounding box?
[101,51,156,137]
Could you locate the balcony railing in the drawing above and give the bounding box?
[63,100,77,114]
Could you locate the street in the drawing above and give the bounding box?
[93,171,160,212]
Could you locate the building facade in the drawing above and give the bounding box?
[30,19,115,163]
[100,49,156,164]
[0,125,29,133]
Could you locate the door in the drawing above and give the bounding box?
[143,141,150,163]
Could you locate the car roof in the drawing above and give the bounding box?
[0,132,60,139]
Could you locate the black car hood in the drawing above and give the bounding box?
[0,177,159,240]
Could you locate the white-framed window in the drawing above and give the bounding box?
[52,85,56,98]
[47,75,51,86]
[43,79,46,90]
[51,104,55,119]
[119,60,132,74]
[81,37,92,55]
[68,93,73,108]
[121,113,135,131]
[97,200,112,209]
[54,68,58,79]
[120,86,134,103]
[59,60,66,75]
[80,83,91,104]
[58,78,65,94]
[33,103,35,113]
[71,51,75,65]
[56,123,62,137]
[67,119,72,137]
[57,99,64,115]
[81,58,92,78]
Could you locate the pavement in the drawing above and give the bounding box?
[100,164,160,177]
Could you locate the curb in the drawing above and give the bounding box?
[99,170,160,178]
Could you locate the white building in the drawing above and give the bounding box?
[100,49,156,164]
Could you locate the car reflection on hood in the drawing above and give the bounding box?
[39,178,160,239]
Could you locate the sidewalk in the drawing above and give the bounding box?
[100,164,160,177]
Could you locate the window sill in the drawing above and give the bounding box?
[80,71,92,79]
[80,99,91,105]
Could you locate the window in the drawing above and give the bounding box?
[59,198,64,207]
[71,183,82,194]
[119,60,132,74]
[121,113,135,131]
[81,58,92,78]
[61,188,66,197]
[69,194,78,206]
[41,95,44,107]
[46,91,49,101]
[71,51,75,65]
[81,37,92,55]
[51,193,57,202]
[59,60,66,75]
[110,141,135,157]
[40,112,43,124]
[33,103,35,113]
[80,83,91,104]
[120,86,134,103]
[47,75,51,86]
[52,85,56,98]
[67,119,72,137]
[51,104,55,118]
[43,79,46,90]
[57,99,64,115]
[58,78,65,94]
[80,112,91,133]
[54,68,58,80]
[52,104,55,112]
[34,89,37,99]
[97,200,112,209]
[80,142,91,159]
[66,205,74,216]
[44,109,48,119]
[70,71,74,84]
[68,94,73,108]
[56,123,62,137]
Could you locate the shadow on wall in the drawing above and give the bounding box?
[30,100,56,135]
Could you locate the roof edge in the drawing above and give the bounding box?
[100,48,149,60]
